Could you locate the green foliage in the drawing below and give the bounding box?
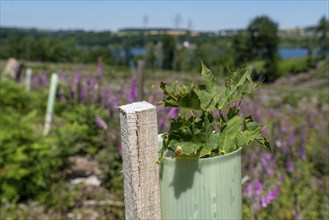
[0,78,34,114]
[278,57,309,76]
[145,42,156,68]
[245,16,279,82]
[161,63,258,112]
[0,78,111,205]
[252,57,315,78]
[0,95,64,203]
[160,63,270,161]
[316,16,329,58]
[59,104,110,156]
[161,35,176,70]
[279,35,310,48]
[97,145,123,198]
[232,32,251,67]
[247,16,279,60]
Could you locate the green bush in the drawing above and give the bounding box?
[0,108,66,202]
[0,79,69,203]
[278,57,309,76]
[60,104,110,156]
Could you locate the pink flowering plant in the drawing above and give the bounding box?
[159,62,271,161]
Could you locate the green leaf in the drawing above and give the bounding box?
[195,63,224,112]
[218,67,259,109]
[201,61,217,90]
[159,62,271,161]
[165,115,203,157]
[160,81,201,110]
[169,139,201,156]
[227,107,240,120]
[218,115,244,153]
[237,116,271,152]
[255,135,271,152]
[199,113,219,157]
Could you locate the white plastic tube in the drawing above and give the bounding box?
[25,68,32,91]
[43,73,58,136]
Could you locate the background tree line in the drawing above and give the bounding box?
[1,16,327,82]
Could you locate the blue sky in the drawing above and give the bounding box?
[1,1,328,31]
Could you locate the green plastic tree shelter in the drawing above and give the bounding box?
[43,73,58,136]
[119,102,242,220]
[158,134,242,220]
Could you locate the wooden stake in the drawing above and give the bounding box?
[119,101,160,220]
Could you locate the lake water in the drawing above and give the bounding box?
[128,47,309,59]
[278,48,308,59]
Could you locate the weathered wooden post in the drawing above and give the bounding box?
[136,60,145,101]
[43,73,58,136]
[119,101,161,220]
[3,58,23,81]
[25,68,32,91]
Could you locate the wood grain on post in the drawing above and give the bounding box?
[137,60,144,101]
[119,101,160,220]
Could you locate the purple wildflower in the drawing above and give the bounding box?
[79,86,87,101]
[261,187,280,208]
[97,60,103,78]
[85,77,98,102]
[168,107,179,119]
[75,73,81,84]
[279,121,288,133]
[247,180,263,199]
[158,118,165,131]
[219,110,228,121]
[267,163,276,176]
[109,132,117,140]
[212,110,221,119]
[103,90,119,108]
[254,180,263,197]
[288,131,295,146]
[213,124,219,132]
[262,128,269,136]
[306,112,316,129]
[248,153,256,172]
[102,90,119,117]
[253,109,262,122]
[69,85,74,99]
[294,209,299,220]
[261,152,276,175]
[118,143,122,157]
[286,159,294,173]
[59,88,66,102]
[148,96,155,104]
[38,72,48,87]
[126,74,138,103]
[156,105,166,112]
[268,109,281,118]
[95,116,108,130]
[247,182,253,198]
[261,153,273,168]
[31,74,38,90]
[281,140,290,155]
[297,129,307,161]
